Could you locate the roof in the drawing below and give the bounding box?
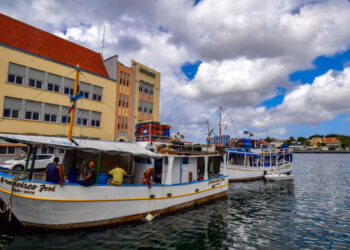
[321,138,340,143]
[0,133,162,158]
[0,14,108,78]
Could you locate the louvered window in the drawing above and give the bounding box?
[76,109,89,126]
[44,103,59,123]
[47,73,61,93]
[64,78,75,95]
[92,86,102,101]
[79,82,90,99]
[61,106,71,124]
[28,68,44,89]
[7,63,25,85]
[25,101,41,120]
[3,97,21,119]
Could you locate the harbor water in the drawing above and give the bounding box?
[1,153,350,249]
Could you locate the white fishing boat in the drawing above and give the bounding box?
[220,147,293,182]
[264,173,294,181]
[0,133,228,229]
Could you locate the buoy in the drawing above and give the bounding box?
[145,213,154,221]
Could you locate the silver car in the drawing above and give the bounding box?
[0,154,56,171]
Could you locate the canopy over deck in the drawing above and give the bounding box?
[0,133,163,158]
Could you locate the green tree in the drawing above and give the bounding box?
[265,136,272,143]
[309,134,324,139]
[289,136,295,142]
[297,137,307,145]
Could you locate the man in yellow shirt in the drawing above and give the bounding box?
[108,165,126,185]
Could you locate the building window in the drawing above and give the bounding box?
[91,120,96,126]
[77,118,82,125]
[3,108,19,118]
[48,147,55,154]
[59,149,65,155]
[149,109,153,114]
[145,88,148,94]
[144,107,147,113]
[138,106,142,112]
[8,74,23,85]
[0,146,16,155]
[64,87,74,95]
[150,90,153,95]
[93,94,102,101]
[41,147,48,154]
[25,111,39,121]
[139,86,143,92]
[83,119,87,126]
[44,114,57,122]
[29,79,43,89]
[84,92,89,99]
[47,83,60,92]
[62,116,70,124]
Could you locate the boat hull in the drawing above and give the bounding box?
[221,164,292,182]
[0,173,228,229]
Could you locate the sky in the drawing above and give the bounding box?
[1,0,350,142]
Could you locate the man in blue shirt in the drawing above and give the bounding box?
[45,157,64,187]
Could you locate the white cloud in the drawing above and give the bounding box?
[2,0,350,142]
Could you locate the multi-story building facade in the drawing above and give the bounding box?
[131,60,160,139]
[104,58,160,141]
[0,13,116,152]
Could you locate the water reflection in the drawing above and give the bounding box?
[2,154,350,249]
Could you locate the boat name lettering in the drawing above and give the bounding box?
[39,184,56,192]
[0,177,38,190]
[208,179,221,185]
[0,178,56,193]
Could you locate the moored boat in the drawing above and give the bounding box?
[220,147,293,182]
[0,133,228,229]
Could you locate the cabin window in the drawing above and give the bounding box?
[58,149,65,154]
[183,157,189,165]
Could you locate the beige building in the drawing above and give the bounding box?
[131,60,160,139]
[0,14,116,146]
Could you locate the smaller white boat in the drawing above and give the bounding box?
[264,173,293,181]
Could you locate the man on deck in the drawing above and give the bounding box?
[45,157,64,187]
[78,161,97,186]
[108,165,126,185]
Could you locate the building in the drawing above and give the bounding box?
[0,13,117,159]
[104,57,161,141]
[310,137,341,150]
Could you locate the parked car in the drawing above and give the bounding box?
[0,154,56,171]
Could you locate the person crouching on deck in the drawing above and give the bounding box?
[78,161,97,186]
[142,168,154,189]
[108,165,126,185]
[45,157,64,187]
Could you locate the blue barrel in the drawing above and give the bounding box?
[97,173,108,184]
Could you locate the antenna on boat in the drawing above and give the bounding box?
[68,64,81,146]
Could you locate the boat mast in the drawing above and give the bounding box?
[68,65,81,144]
[219,106,222,146]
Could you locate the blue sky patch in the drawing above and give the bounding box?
[290,48,350,84]
[181,60,202,80]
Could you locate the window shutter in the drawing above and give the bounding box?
[47,73,61,84]
[76,109,89,118]
[4,97,21,110]
[64,78,74,89]
[25,100,41,112]
[93,85,103,96]
[79,82,90,92]
[61,106,70,115]
[91,111,101,120]
[44,103,59,114]
[8,63,26,76]
[28,68,45,81]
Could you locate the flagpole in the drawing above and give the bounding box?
[68,65,80,142]
[219,106,222,146]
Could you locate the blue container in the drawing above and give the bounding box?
[243,138,251,143]
[97,173,108,184]
[245,142,252,148]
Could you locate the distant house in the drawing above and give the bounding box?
[310,137,340,150]
[289,144,305,151]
